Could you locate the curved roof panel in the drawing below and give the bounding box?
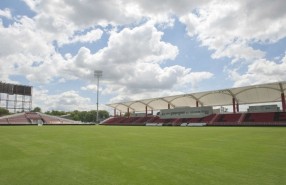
[107,81,286,113]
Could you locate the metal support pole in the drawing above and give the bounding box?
[96,75,99,123]
[232,98,236,113]
[22,95,25,112]
[94,70,102,124]
[6,94,9,110]
[281,93,286,112]
[30,87,33,111]
[14,94,17,113]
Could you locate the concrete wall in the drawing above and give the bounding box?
[160,106,213,119]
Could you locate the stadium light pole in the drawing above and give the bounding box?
[94,70,103,124]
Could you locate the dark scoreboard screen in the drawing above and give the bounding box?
[0,82,32,96]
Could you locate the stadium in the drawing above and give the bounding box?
[2,81,286,126]
[1,0,286,184]
[1,81,286,185]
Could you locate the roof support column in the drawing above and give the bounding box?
[236,102,239,112]
[127,107,130,118]
[281,93,286,112]
[145,106,148,117]
[151,109,153,115]
[114,108,116,117]
[196,100,199,107]
[168,103,170,109]
[232,98,236,113]
[6,94,9,110]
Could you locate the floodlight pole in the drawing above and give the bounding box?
[94,70,103,124]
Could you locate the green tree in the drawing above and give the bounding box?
[0,108,9,116]
[45,110,66,116]
[99,110,109,120]
[32,107,41,112]
[43,109,109,123]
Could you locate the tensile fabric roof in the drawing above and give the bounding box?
[107,81,286,113]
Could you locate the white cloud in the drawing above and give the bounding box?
[109,89,185,104]
[0,15,65,83]
[211,42,265,63]
[81,84,98,92]
[65,22,180,80]
[180,0,286,62]
[22,0,209,29]
[59,29,103,46]
[0,8,12,19]
[23,0,142,27]
[50,21,215,105]
[228,53,286,87]
[178,0,286,88]
[0,16,51,57]
[126,0,209,17]
[64,22,213,103]
[33,89,98,112]
[2,0,285,112]
[71,29,103,43]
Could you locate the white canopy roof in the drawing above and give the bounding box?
[107,81,286,113]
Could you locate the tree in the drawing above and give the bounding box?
[45,110,66,116]
[99,110,109,120]
[0,108,9,116]
[32,107,42,112]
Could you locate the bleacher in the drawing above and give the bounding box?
[25,112,41,119]
[101,116,149,126]
[101,112,286,126]
[201,114,216,123]
[1,110,286,126]
[0,112,82,125]
[211,113,242,126]
[240,112,286,126]
[8,117,31,124]
[41,115,62,124]
[0,118,8,124]
[274,112,286,122]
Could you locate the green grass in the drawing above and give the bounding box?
[0,126,286,185]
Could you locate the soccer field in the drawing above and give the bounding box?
[0,126,285,185]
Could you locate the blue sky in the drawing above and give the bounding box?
[0,0,286,113]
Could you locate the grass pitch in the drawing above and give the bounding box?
[0,126,285,185]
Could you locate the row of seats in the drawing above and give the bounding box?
[0,112,79,125]
[101,112,286,126]
[0,114,32,124]
[2,112,286,126]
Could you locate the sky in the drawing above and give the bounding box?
[0,0,286,113]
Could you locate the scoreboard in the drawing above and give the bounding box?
[0,82,32,96]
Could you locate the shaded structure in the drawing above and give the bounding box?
[107,81,286,116]
[0,82,32,113]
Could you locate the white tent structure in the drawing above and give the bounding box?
[107,81,286,116]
